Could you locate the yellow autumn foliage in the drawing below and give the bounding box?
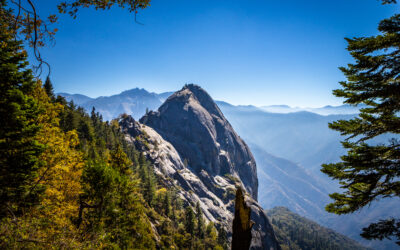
[156,188,167,196]
[0,84,85,248]
[34,84,84,247]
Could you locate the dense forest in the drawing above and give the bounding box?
[267,207,368,250]
[0,11,227,248]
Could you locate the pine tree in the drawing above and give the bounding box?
[163,191,171,217]
[60,102,79,132]
[137,153,156,205]
[77,118,94,143]
[185,206,196,237]
[90,106,98,127]
[321,3,400,245]
[195,201,205,239]
[80,160,155,249]
[217,226,228,249]
[43,76,55,100]
[0,5,44,216]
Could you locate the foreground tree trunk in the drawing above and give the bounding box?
[232,188,253,250]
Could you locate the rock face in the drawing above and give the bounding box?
[120,84,280,249]
[140,84,258,200]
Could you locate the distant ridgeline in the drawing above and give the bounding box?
[59,89,173,121]
[58,90,362,122]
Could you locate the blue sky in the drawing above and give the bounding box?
[32,0,398,107]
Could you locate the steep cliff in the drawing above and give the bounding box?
[140,84,258,200]
[119,84,280,249]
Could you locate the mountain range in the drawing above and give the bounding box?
[260,104,364,115]
[59,87,399,249]
[59,89,173,121]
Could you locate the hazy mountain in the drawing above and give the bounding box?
[217,101,400,250]
[267,207,369,250]
[58,88,361,121]
[216,101,351,177]
[261,104,364,115]
[158,91,174,101]
[58,93,94,105]
[250,143,331,221]
[58,88,173,121]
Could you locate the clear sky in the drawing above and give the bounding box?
[32,0,398,107]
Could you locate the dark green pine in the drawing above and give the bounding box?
[0,8,44,217]
[321,11,400,245]
[43,76,55,99]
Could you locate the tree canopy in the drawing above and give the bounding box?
[0,9,44,216]
[321,0,400,245]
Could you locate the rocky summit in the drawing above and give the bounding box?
[140,84,258,200]
[119,84,280,249]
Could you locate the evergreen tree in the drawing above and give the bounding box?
[185,206,196,237]
[138,153,156,205]
[195,201,205,239]
[321,2,400,245]
[0,5,44,216]
[77,118,94,143]
[80,160,155,248]
[163,191,171,217]
[43,76,54,100]
[90,107,98,127]
[59,101,79,132]
[217,226,228,249]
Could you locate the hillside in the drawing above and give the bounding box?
[267,207,369,250]
[250,143,331,221]
[136,84,280,248]
[60,87,400,249]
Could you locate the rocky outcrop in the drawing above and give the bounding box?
[140,84,258,200]
[120,84,280,249]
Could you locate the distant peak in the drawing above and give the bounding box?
[120,87,150,96]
